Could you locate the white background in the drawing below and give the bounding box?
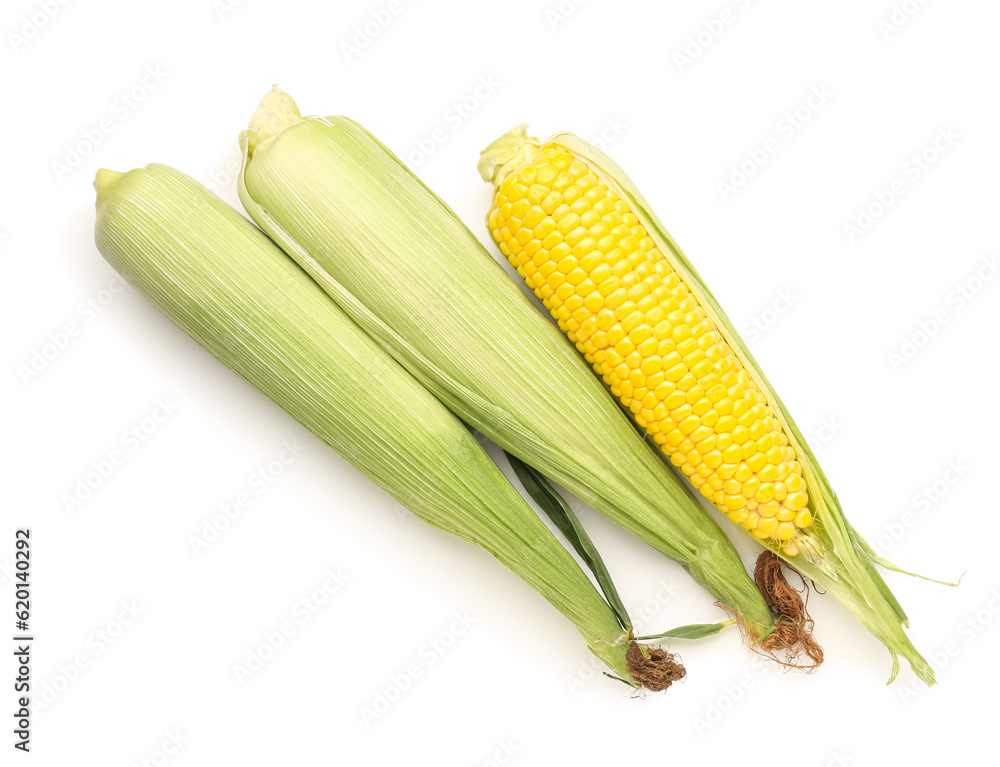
[3,0,998,764]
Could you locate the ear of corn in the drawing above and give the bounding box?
[93,163,671,688]
[478,124,935,686]
[481,131,812,554]
[236,87,780,643]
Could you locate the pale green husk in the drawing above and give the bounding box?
[479,124,937,686]
[236,87,778,640]
[93,163,644,684]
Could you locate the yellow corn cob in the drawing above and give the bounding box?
[479,125,942,686]
[483,142,810,555]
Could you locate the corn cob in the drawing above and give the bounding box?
[93,163,682,689]
[478,125,935,685]
[236,87,784,648]
[480,138,810,554]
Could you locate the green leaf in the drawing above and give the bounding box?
[635,620,735,641]
[856,534,963,587]
[506,451,631,631]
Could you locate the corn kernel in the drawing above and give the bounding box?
[703,451,723,470]
[758,464,778,482]
[785,492,806,511]
[755,483,775,503]
[759,500,780,518]
[678,414,701,434]
[757,517,779,535]
[689,425,714,443]
[745,451,767,472]
[663,389,686,409]
[774,523,796,541]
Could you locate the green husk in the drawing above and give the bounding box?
[236,87,779,643]
[505,451,631,631]
[635,621,736,642]
[93,163,671,687]
[479,124,938,686]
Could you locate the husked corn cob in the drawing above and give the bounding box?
[93,163,680,689]
[478,125,939,686]
[236,87,784,646]
[483,143,810,555]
